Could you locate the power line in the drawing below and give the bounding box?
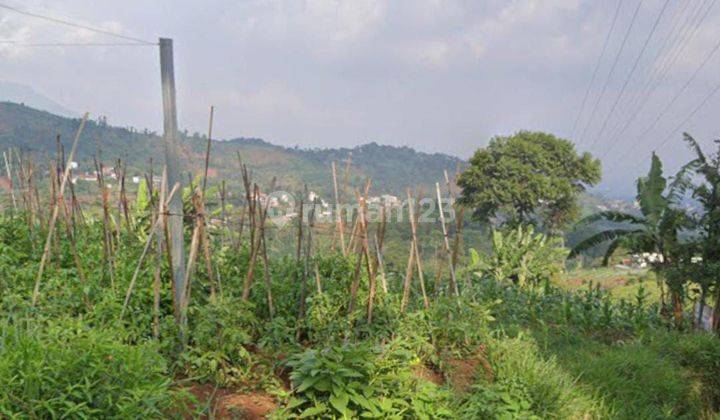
[620,79,720,172]
[570,0,623,139]
[588,0,672,151]
[0,2,155,45]
[0,41,156,47]
[602,0,717,154]
[602,0,718,169]
[600,0,700,143]
[578,0,645,146]
[603,20,720,162]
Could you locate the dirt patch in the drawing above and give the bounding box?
[185,384,278,419]
[217,392,277,419]
[444,347,494,394]
[445,358,480,393]
[411,364,444,386]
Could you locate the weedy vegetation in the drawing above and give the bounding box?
[0,129,719,419]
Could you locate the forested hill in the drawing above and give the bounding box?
[0,101,464,194]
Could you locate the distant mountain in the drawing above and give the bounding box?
[0,101,464,195]
[0,82,76,117]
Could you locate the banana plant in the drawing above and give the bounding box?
[569,152,694,325]
[569,153,693,265]
[680,134,720,331]
[472,225,566,287]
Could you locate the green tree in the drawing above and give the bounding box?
[569,153,692,327]
[457,131,600,231]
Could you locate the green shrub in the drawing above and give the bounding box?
[457,379,539,419]
[181,296,258,386]
[0,320,184,418]
[281,341,453,419]
[470,226,567,287]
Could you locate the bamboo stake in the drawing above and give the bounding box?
[346,179,371,254]
[201,105,214,195]
[374,234,388,293]
[445,170,466,286]
[196,108,219,299]
[331,162,346,255]
[242,180,275,301]
[31,113,88,306]
[258,183,276,318]
[161,168,178,319]
[342,153,352,198]
[358,192,380,324]
[94,157,116,288]
[196,193,217,299]
[49,161,60,271]
[67,162,84,227]
[314,263,322,294]
[407,188,429,309]
[152,170,168,340]
[28,159,45,230]
[347,241,364,316]
[433,245,444,295]
[400,241,416,313]
[3,150,16,211]
[260,233,275,319]
[298,194,316,329]
[121,182,179,320]
[294,195,304,309]
[181,217,202,335]
[58,169,91,310]
[436,182,459,297]
[219,180,227,247]
[347,182,374,320]
[14,151,35,245]
[117,159,131,230]
[242,185,260,301]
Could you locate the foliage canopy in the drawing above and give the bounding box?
[458,131,601,231]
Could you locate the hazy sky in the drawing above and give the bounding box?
[3,0,720,196]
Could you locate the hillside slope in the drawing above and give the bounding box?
[0,101,463,195]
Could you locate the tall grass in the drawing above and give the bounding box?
[0,319,186,418]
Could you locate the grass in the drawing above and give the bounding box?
[558,267,663,303]
[0,320,187,418]
[528,327,708,419]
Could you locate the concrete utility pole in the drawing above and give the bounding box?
[159,37,185,319]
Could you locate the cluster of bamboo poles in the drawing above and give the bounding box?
[0,108,466,340]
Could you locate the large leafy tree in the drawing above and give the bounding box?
[457,131,601,231]
[569,153,692,326]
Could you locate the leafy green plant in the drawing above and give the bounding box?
[282,342,453,419]
[0,320,188,418]
[471,225,566,287]
[457,380,539,419]
[181,296,258,386]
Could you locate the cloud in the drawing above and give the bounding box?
[0,2,137,58]
[2,0,719,197]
